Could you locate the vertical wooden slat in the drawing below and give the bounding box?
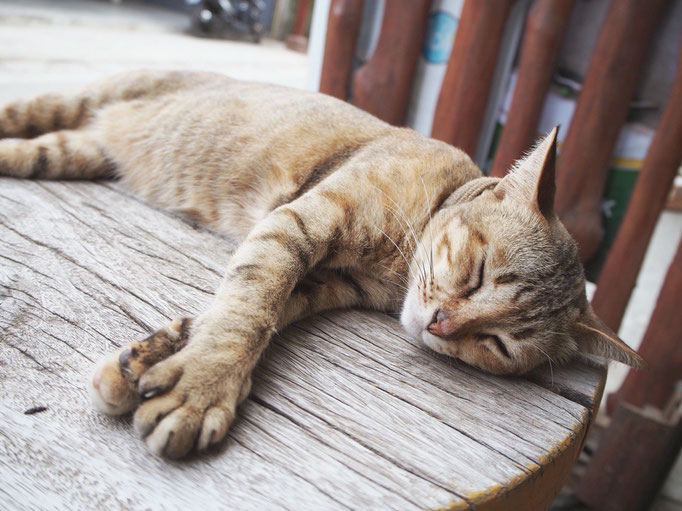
[553,0,668,262]
[350,0,431,125]
[292,0,311,36]
[576,402,682,511]
[319,0,365,100]
[592,36,682,332]
[431,0,516,156]
[608,240,682,411]
[489,0,576,178]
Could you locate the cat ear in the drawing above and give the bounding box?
[494,126,558,218]
[571,304,646,368]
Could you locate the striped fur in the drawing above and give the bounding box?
[0,70,643,458]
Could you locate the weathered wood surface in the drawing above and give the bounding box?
[0,178,604,510]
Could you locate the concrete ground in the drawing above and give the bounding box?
[1,0,681,504]
[0,0,308,102]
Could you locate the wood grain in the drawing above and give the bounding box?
[0,178,600,509]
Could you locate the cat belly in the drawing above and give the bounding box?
[96,81,390,241]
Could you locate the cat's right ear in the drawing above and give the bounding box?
[493,126,558,219]
[571,304,646,368]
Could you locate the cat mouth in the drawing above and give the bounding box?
[421,330,459,357]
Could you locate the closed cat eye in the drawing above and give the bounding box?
[463,257,486,298]
[480,334,511,359]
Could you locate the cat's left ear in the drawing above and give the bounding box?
[494,126,558,219]
[570,304,646,368]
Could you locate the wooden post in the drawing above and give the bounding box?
[285,0,313,52]
[319,0,365,100]
[607,240,682,412]
[576,402,682,511]
[292,0,311,36]
[431,0,516,156]
[592,35,682,332]
[553,0,668,262]
[350,1,431,125]
[489,0,576,178]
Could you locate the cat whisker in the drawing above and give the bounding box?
[418,176,435,283]
[373,225,420,284]
[376,263,410,286]
[383,205,428,285]
[536,346,555,387]
[373,275,410,292]
[370,184,430,286]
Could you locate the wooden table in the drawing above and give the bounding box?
[0,178,606,510]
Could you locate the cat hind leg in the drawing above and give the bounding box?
[0,129,116,179]
[0,93,93,139]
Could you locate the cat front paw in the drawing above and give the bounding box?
[89,350,139,415]
[133,347,252,458]
[89,318,192,415]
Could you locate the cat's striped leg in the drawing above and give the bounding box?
[89,267,384,417]
[89,318,193,415]
[0,130,115,179]
[0,93,92,139]
[279,268,395,327]
[128,192,375,458]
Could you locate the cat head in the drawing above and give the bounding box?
[400,128,645,374]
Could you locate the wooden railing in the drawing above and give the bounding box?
[318,1,682,508]
[430,0,515,156]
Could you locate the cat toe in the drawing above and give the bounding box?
[137,358,183,400]
[134,391,186,438]
[89,353,138,415]
[133,350,247,458]
[145,406,204,458]
[197,406,234,451]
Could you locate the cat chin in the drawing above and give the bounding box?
[421,331,456,357]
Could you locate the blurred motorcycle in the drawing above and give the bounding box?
[186,0,265,42]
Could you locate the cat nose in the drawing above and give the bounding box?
[427,309,448,337]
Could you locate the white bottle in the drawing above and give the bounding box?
[405,0,464,136]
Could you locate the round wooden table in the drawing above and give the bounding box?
[0,179,606,510]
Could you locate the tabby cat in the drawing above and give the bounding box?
[0,70,643,459]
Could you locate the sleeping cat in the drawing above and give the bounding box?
[0,70,643,458]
